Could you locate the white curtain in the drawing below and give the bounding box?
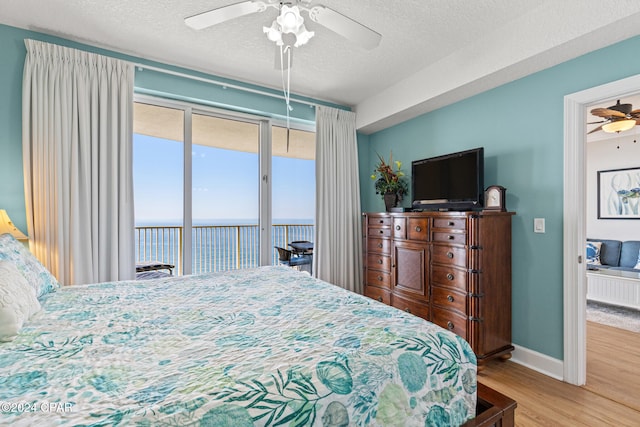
[314,106,363,293]
[22,39,135,286]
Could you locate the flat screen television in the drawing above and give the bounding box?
[411,147,484,211]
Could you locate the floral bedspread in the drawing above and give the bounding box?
[0,266,476,426]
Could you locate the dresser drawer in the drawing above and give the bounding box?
[431,286,467,315]
[367,254,391,272]
[407,218,429,241]
[364,285,391,304]
[433,217,467,230]
[431,265,467,291]
[368,216,391,227]
[432,244,467,268]
[369,227,391,238]
[367,237,391,255]
[431,307,468,338]
[432,231,466,245]
[366,269,391,289]
[393,217,406,239]
[391,293,429,320]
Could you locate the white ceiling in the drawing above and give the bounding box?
[3,0,640,133]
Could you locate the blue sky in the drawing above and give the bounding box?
[133,134,315,225]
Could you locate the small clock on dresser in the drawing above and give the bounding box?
[484,185,507,211]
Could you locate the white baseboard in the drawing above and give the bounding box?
[510,344,564,381]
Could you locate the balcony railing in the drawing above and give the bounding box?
[135,224,314,275]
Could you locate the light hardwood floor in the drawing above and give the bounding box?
[477,321,640,426]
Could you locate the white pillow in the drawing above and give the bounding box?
[0,260,42,342]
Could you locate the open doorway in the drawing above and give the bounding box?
[563,74,640,386]
[582,96,640,409]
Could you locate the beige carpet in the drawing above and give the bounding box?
[586,300,640,333]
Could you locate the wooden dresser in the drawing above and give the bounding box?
[363,210,514,366]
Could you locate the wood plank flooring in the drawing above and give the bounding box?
[584,321,640,412]
[477,321,640,426]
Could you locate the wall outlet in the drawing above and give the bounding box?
[534,218,545,233]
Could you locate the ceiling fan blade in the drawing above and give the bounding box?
[590,107,626,118]
[588,124,604,134]
[185,1,265,30]
[308,6,382,50]
[587,120,606,125]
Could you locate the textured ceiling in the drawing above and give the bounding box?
[3,0,640,133]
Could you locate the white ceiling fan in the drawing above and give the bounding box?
[185,1,383,55]
[185,1,382,148]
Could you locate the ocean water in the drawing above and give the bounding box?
[135,220,314,274]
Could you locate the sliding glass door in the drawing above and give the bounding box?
[191,113,260,274]
[133,103,185,273]
[271,125,316,263]
[133,97,314,274]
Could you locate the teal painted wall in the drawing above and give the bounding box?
[361,35,640,360]
[0,23,338,233]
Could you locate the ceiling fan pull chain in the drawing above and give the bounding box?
[279,44,293,151]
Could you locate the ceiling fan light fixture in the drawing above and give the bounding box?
[293,25,314,47]
[264,5,314,48]
[602,119,636,134]
[263,21,283,44]
[277,5,303,34]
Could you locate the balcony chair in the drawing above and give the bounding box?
[275,246,312,273]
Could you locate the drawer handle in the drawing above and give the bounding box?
[378,259,383,264]
[448,235,454,240]
[447,321,454,330]
[448,221,455,226]
[447,295,454,302]
[377,243,383,248]
[396,225,401,230]
[447,273,454,281]
[415,226,421,232]
[447,252,454,259]
[405,307,411,313]
[379,230,384,234]
[377,275,383,281]
[377,296,383,302]
[379,219,384,223]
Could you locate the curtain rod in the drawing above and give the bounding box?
[133,63,318,109]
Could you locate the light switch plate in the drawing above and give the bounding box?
[534,218,545,233]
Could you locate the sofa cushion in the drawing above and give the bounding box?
[620,241,640,269]
[588,238,621,267]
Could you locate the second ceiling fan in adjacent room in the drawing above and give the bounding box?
[589,99,640,134]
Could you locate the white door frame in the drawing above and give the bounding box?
[563,74,640,385]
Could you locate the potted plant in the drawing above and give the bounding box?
[371,151,408,211]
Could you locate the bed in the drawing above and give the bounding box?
[0,234,515,426]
